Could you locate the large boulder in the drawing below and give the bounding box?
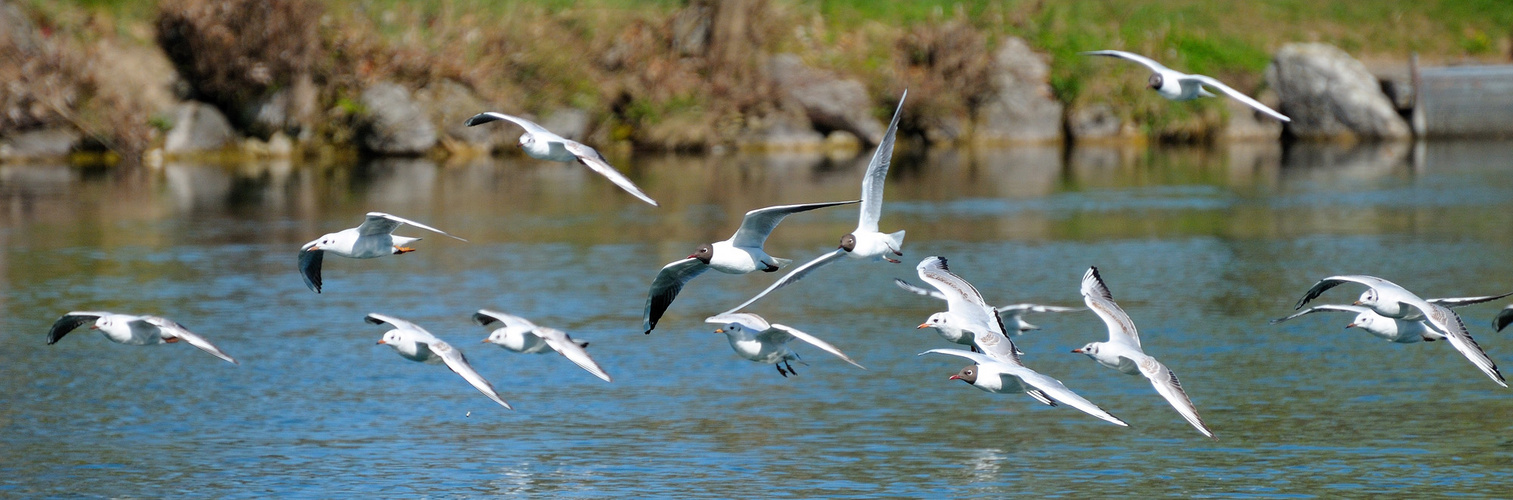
[163,101,236,154]
[1267,43,1410,141]
[767,54,884,145]
[0,127,81,160]
[973,37,1064,144]
[359,82,437,156]
[413,79,512,153]
[1066,103,1135,142]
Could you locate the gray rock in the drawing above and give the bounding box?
[244,73,318,139]
[0,127,81,160]
[737,111,825,151]
[359,82,437,155]
[163,101,236,154]
[413,79,510,152]
[1066,103,1127,141]
[767,53,884,145]
[1267,43,1410,140]
[973,37,1064,144]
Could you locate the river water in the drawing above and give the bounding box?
[2,140,1511,497]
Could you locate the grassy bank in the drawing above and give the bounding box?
[14,0,1513,157]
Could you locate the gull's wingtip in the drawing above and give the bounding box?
[463,112,499,127]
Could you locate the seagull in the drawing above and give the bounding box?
[367,313,513,409]
[1272,300,1510,386]
[474,310,612,382]
[912,256,1125,426]
[895,278,1082,345]
[641,200,859,333]
[463,112,658,206]
[921,349,1127,427]
[718,91,909,315]
[1082,50,1290,122]
[704,312,865,377]
[1070,267,1214,439]
[1292,275,1506,387]
[47,311,237,364]
[299,212,467,293]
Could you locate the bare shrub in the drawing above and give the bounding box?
[156,0,323,128]
[893,19,993,137]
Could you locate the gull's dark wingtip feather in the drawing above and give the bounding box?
[463,112,501,127]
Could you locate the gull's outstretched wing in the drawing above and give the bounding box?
[428,338,514,410]
[995,303,1083,314]
[921,349,1127,427]
[47,312,107,345]
[463,111,558,139]
[1428,291,1513,308]
[730,200,859,249]
[1139,357,1214,439]
[894,278,947,300]
[1423,304,1507,388]
[857,90,906,233]
[719,248,847,315]
[1187,75,1290,122]
[144,317,238,365]
[298,247,324,293]
[704,312,772,331]
[1293,275,1393,310]
[1081,50,1174,74]
[916,256,1019,363]
[769,324,866,370]
[561,141,659,206]
[1081,267,1140,349]
[472,310,539,331]
[360,212,467,241]
[534,326,612,382]
[1495,306,1513,333]
[1269,304,1374,324]
[643,258,711,333]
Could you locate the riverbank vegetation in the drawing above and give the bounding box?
[9,0,1513,161]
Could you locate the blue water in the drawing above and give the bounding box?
[2,141,1512,497]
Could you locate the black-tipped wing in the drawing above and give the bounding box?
[48,312,106,344]
[535,326,612,382]
[1293,275,1389,310]
[144,317,238,365]
[1081,267,1141,349]
[643,258,711,333]
[562,141,659,206]
[429,338,513,410]
[769,323,866,370]
[1428,291,1513,308]
[299,248,324,293]
[1424,304,1507,388]
[1187,75,1290,122]
[1081,50,1174,74]
[1495,306,1513,333]
[894,278,947,300]
[731,200,860,249]
[360,212,467,241]
[472,309,539,331]
[1269,304,1373,324]
[858,90,906,233]
[464,111,555,137]
[719,248,847,315]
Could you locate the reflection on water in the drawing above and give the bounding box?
[2,140,1512,497]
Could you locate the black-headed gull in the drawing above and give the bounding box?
[464,112,658,206]
[923,348,1128,428]
[1083,50,1290,122]
[1292,275,1506,387]
[48,312,238,364]
[1272,301,1509,387]
[641,200,858,333]
[474,310,612,382]
[367,313,513,409]
[719,91,908,315]
[299,212,467,293]
[912,257,1125,426]
[704,312,865,377]
[895,278,1081,345]
[1070,267,1214,439]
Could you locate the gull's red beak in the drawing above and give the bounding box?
[916,323,929,329]
[1071,348,1083,353]
[1344,323,1357,329]
[1351,300,1362,306]
[376,340,387,345]
[948,374,962,381]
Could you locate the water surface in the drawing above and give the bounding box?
[2,140,1512,497]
